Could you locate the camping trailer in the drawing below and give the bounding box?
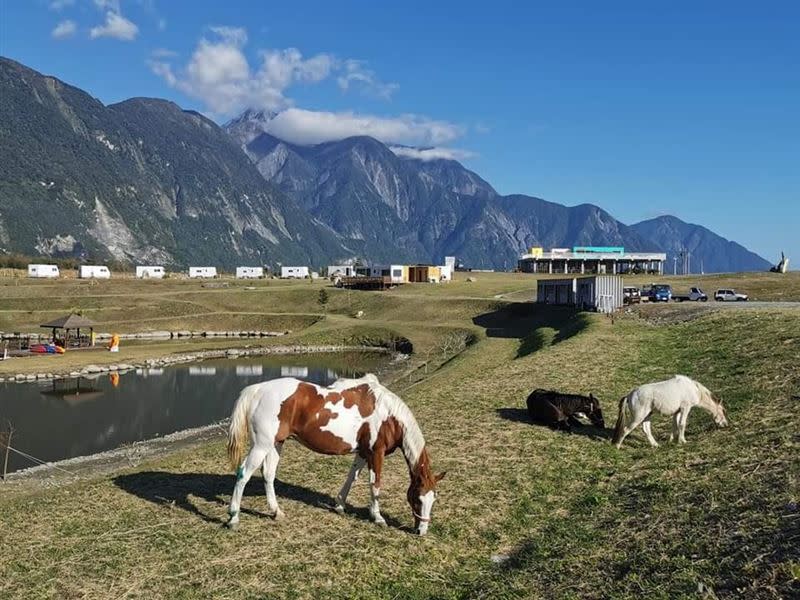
[235,267,264,279]
[27,264,60,279]
[78,265,110,279]
[280,266,309,279]
[136,266,165,279]
[189,267,217,279]
[327,265,355,278]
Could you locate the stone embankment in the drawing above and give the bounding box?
[1,330,289,343]
[0,344,392,384]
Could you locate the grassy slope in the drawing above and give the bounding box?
[0,273,798,598]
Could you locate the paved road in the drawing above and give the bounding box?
[677,300,800,310]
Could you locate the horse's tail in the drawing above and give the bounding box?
[612,394,628,444]
[227,385,259,470]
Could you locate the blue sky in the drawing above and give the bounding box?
[1,0,798,265]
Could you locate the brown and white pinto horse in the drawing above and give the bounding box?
[226,374,445,535]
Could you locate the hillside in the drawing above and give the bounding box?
[228,111,769,271]
[0,57,348,268]
[631,216,771,273]
[0,56,771,272]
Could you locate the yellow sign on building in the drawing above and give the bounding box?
[529,247,543,258]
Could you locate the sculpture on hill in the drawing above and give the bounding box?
[769,251,790,274]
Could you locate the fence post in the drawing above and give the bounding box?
[1,423,13,481]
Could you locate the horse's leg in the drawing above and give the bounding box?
[641,416,659,447]
[615,406,648,449]
[368,449,387,526]
[670,412,680,443]
[541,401,569,431]
[227,445,268,529]
[678,407,691,443]
[262,441,284,520]
[567,415,583,428]
[335,455,366,514]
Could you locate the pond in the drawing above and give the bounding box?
[0,352,390,474]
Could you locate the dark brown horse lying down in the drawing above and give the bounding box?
[526,389,605,432]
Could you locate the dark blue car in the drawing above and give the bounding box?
[648,284,672,302]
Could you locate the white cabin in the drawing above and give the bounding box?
[78,265,110,279]
[28,265,61,279]
[189,267,218,279]
[27,264,60,279]
[136,266,165,279]
[236,266,264,279]
[327,265,355,278]
[439,264,453,282]
[281,266,309,279]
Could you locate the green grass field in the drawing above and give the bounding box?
[0,272,798,598]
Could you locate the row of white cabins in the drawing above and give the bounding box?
[26,259,455,282]
[27,264,274,279]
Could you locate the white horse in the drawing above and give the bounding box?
[613,375,728,448]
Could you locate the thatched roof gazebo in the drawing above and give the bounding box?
[40,313,97,348]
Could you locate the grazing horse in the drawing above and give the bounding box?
[613,375,728,448]
[226,374,445,535]
[525,389,605,432]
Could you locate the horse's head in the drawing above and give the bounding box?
[586,394,605,428]
[407,451,445,536]
[712,394,728,427]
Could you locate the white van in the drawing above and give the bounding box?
[281,266,309,279]
[136,266,165,279]
[236,266,264,279]
[78,265,111,279]
[27,264,60,278]
[189,267,218,279]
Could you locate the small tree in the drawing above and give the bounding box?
[318,288,329,312]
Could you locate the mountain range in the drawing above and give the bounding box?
[0,56,771,273]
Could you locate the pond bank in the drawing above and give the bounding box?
[0,344,395,383]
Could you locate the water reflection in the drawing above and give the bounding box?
[0,352,387,474]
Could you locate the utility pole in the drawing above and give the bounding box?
[673,255,678,275]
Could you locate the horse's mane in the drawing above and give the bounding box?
[329,374,425,467]
[369,380,425,468]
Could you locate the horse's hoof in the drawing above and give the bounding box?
[334,504,345,515]
[225,520,239,531]
[272,509,285,521]
[374,518,387,527]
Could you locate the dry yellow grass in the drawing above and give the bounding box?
[0,272,798,598]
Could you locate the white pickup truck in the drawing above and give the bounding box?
[673,287,708,302]
[714,288,749,302]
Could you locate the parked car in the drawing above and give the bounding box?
[623,286,641,304]
[673,287,708,302]
[714,289,749,302]
[647,284,673,302]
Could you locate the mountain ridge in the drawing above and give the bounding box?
[0,57,771,272]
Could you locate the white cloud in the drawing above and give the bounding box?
[208,25,248,46]
[389,146,476,162]
[149,26,463,149]
[151,48,177,58]
[52,19,77,40]
[49,0,75,10]
[93,0,120,11]
[264,108,464,147]
[337,59,398,99]
[90,11,139,41]
[149,28,337,115]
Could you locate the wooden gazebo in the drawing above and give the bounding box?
[40,313,96,348]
